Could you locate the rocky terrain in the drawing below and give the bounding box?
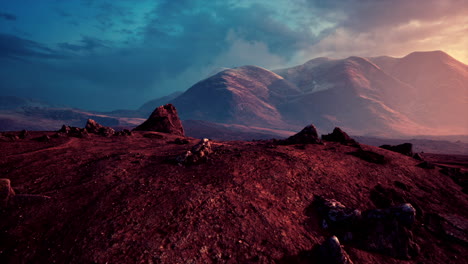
[0,106,467,263]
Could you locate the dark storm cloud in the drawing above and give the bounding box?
[0,11,17,21]
[0,33,63,60]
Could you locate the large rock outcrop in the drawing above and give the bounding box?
[133,104,185,136]
[322,127,358,146]
[280,124,321,145]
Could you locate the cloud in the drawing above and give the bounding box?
[0,12,17,21]
[0,0,466,111]
[0,33,64,60]
[58,36,109,53]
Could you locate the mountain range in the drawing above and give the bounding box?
[0,50,466,139]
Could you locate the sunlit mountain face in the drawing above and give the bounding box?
[0,0,467,111]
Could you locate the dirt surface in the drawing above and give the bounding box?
[0,131,467,263]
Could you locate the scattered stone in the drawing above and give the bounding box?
[58,125,89,138]
[279,124,321,145]
[349,149,386,164]
[0,179,15,208]
[322,127,358,146]
[176,138,212,165]
[113,129,132,136]
[133,104,185,136]
[85,119,115,136]
[317,236,354,264]
[380,143,413,157]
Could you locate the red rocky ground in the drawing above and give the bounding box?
[0,131,467,263]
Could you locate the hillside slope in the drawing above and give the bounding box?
[0,130,466,263]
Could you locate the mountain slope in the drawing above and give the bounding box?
[171,65,301,129]
[274,51,468,136]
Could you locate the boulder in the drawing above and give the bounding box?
[0,179,15,208]
[380,143,413,157]
[176,138,212,165]
[280,124,321,145]
[133,104,185,136]
[322,127,358,146]
[85,119,115,136]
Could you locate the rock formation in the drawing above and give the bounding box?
[85,119,115,136]
[133,104,184,136]
[280,124,321,145]
[322,127,358,146]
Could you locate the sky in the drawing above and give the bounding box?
[0,0,467,111]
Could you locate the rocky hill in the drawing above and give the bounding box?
[0,123,467,263]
